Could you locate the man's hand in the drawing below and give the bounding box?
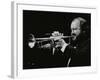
[55,39,66,48]
[50,31,69,50]
[55,39,69,52]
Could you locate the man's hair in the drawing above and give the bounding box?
[73,17,89,34]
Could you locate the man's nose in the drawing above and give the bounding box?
[71,30,76,36]
[71,30,74,34]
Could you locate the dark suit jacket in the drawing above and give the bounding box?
[64,34,91,67]
[24,33,91,69]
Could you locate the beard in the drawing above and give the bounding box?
[72,36,77,41]
[71,33,77,41]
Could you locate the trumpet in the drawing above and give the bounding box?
[35,36,72,40]
[28,34,73,48]
[29,31,74,48]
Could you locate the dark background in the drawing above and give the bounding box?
[23,10,91,69]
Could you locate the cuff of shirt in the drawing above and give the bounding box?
[61,43,68,52]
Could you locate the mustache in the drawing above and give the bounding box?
[71,33,76,36]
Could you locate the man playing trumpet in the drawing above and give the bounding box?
[28,17,90,67]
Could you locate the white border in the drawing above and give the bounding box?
[11,1,97,78]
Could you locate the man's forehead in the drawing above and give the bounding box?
[71,19,80,28]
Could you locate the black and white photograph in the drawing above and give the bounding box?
[23,10,91,69]
[11,2,97,78]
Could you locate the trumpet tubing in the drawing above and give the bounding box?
[30,36,73,47]
[34,36,73,41]
[29,35,73,48]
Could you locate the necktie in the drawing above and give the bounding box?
[53,47,66,66]
[54,47,63,56]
